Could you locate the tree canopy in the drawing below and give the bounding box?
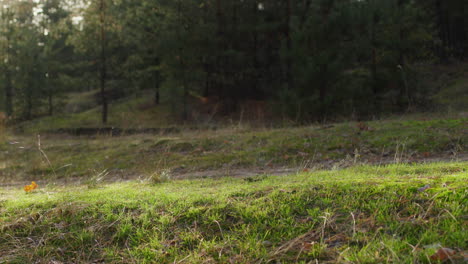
[0,0,466,123]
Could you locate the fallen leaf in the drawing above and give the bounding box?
[301,241,315,250]
[24,181,38,192]
[430,248,457,261]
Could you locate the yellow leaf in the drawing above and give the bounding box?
[24,181,38,192]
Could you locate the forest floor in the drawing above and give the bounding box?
[0,117,467,263]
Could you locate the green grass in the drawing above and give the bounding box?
[17,90,173,133]
[430,62,468,112]
[0,162,466,263]
[433,76,468,112]
[1,118,466,183]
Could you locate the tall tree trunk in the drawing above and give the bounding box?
[397,0,409,109]
[25,70,33,120]
[47,74,53,115]
[182,75,187,121]
[154,70,160,105]
[435,0,447,61]
[285,0,294,90]
[252,0,259,97]
[177,0,188,120]
[153,57,160,105]
[216,0,225,102]
[4,9,13,118]
[5,68,13,117]
[231,0,239,108]
[26,92,32,120]
[319,64,328,120]
[371,11,379,113]
[99,0,108,124]
[48,92,53,116]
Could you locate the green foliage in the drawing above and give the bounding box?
[0,0,465,123]
[0,0,76,119]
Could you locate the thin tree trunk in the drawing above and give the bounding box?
[435,0,447,61]
[25,71,33,120]
[231,0,240,108]
[319,65,328,119]
[26,93,32,120]
[154,72,160,105]
[216,0,225,101]
[371,11,379,114]
[48,94,53,115]
[182,76,187,121]
[5,68,12,117]
[4,8,13,117]
[177,0,188,120]
[47,76,53,115]
[252,0,259,97]
[285,0,294,90]
[155,84,160,105]
[397,0,409,109]
[201,5,212,97]
[99,0,108,124]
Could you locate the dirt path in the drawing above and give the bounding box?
[171,152,468,180]
[1,153,466,188]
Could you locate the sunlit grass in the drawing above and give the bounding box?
[1,162,466,263]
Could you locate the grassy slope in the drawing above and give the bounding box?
[0,162,467,263]
[429,62,468,112]
[0,118,466,183]
[18,90,173,133]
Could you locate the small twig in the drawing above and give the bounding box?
[37,134,57,178]
[404,241,418,252]
[56,164,73,170]
[439,209,457,221]
[421,193,439,219]
[319,212,330,242]
[336,247,351,262]
[213,219,227,259]
[350,212,356,237]
[295,245,306,263]
[176,254,191,264]
[213,219,224,239]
